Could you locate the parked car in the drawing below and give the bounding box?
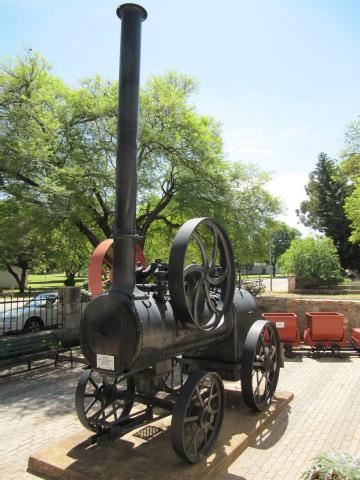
[0,291,91,335]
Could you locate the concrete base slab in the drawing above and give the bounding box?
[28,389,293,480]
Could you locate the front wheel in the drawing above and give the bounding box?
[75,369,135,433]
[171,370,225,463]
[24,317,43,333]
[241,320,280,412]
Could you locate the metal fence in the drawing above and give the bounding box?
[0,288,64,336]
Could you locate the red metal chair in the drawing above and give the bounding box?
[303,312,347,352]
[262,312,301,355]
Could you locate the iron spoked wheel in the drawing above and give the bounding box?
[171,371,225,463]
[162,357,188,394]
[241,320,280,412]
[168,217,235,332]
[75,369,135,433]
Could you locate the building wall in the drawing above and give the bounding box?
[257,296,360,337]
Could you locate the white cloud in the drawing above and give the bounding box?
[266,173,314,236]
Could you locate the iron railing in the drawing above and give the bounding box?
[0,288,64,335]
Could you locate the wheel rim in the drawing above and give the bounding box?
[168,217,235,331]
[171,371,225,463]
[27,320,41,332]
[241,320,280,412]
[75,369,135,432]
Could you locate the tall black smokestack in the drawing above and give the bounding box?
[111,3,147,296]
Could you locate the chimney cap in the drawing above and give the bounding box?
[116,3,147,21]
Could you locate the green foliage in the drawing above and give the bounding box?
[46,220,93,278]
[344,187,360,243]
[0,51,281,275]
[301,452,360,480]
[342,118,360,179]
[341,119,360,248]
[298,152,360,272]
[271,222,301,276]
[0,332,70,360]
[278,237,343,288]
[225,163,281,264]
[0,198,91,290]
[0,199,56,291]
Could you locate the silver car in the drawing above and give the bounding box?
[0,292,61,334]
[0,291,91,335]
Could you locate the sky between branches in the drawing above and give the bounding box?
[1,0,360,235]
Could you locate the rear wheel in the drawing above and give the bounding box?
[24,317,43,333]
[241,320,280,412]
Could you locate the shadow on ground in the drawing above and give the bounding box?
[28,389,292,480]
[251,407,290,449]
[0,362,84,418]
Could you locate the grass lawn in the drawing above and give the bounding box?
[27,273,86,289]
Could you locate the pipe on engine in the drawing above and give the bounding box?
[111,3,147,296]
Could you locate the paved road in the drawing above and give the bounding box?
[1,355,360,479]
[241,277,288,292]
[262,276,288,292]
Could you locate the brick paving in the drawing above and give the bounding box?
[0,362,84,480]
[218,355,360,480]
[0,356,360,479]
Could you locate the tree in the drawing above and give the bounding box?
[0,200,55,292]
[298,152,360,272]
[46,220,93,286]
[0,52,281,272]
[341,118,360,246]
[0,199,92,290]
[278,237,343,288]
[270,223,301,276]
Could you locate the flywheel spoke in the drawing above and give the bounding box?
[84,398,98,414]
[75,369,135,433]
[168,218,235,332]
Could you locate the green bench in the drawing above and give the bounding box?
[0,330,75,376]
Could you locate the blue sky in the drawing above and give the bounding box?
[2,0,360,233]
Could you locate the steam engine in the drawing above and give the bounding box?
[76,3,281,464]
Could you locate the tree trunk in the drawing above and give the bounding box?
[6,263,28,293]
[272,262,276,277]
[74,218,101,248]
